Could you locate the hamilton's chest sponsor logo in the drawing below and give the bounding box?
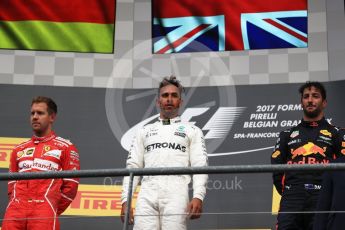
[174,125,187,138]
[145,142,186,153]
[145,132,158,138]
[145,127,159,138]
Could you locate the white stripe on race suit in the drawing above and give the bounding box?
[54,139,70,147]
[44,179,57,230]
[16,140,31,148]
[63,178,79,183]
[61,193,73,201]
[55,136,72,145]
[6,183,17,210]
[19,168,32,172]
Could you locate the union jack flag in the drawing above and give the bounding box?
[152,0,307,53]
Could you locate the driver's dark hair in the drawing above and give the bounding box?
[158,75,184,96]
[31,96,57,115]
[299,81,326,100]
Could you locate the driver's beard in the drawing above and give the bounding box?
[161,108,179,119]
[303,107,322,119]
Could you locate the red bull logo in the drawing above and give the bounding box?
[291,142,326,159]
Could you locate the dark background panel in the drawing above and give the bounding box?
[1,81,345,229]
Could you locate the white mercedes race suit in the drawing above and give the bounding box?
[122,117,208,230]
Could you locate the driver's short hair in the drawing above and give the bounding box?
[31,96,57,115]
[158,75,184,96]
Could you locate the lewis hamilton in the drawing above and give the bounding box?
[121,76,208,230]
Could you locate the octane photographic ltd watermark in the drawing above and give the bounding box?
[103,176,243,191]
[206,177,243,191]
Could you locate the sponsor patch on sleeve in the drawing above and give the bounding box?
[70,151,79,160]
[272,150,281,158]
[17,151,25,159]
[290,130,299,138]
[320,129,332,137]
[23,147,35,157]
[43,149,62,160]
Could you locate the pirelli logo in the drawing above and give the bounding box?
[0,137,29,168]
[63,184,139,216]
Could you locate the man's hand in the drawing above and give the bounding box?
[187,198,203,219]
[120,202,134,224]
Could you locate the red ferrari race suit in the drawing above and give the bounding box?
[271,118,345,230]
[2,131,80,230]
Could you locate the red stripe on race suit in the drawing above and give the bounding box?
[0,0,115,23]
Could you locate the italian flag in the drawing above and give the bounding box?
[0,0,115,53]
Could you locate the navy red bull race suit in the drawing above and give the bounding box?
[271,118,345,230]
